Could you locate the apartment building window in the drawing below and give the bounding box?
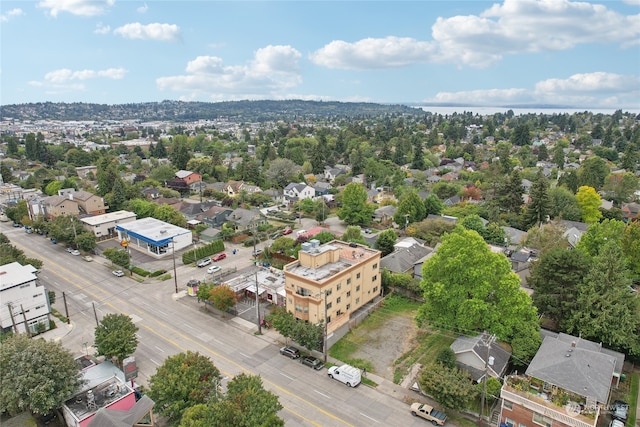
[372,275,377,282]
[325,289,332,296]
[326,302,332,309]
[373,263,378,269]
[356,273,361,279]
[295,304,303,312]
[519,424,527,427]
[337,283,341,291]
[356,285,360,292]
[505,419,515,427]
[356,298,360,304]
[296,287,312,297]
[326,316,331,323]
[503,401,513,410]
[532,413,552,427]
[336,309,342,316]
[347,291,351,297]
[347,278,351,284]
[337,297,341,304]
[303,306,309,313]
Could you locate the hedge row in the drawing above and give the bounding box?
[149,269,167,278]
[132,266,150,277]
[182,239,225,264]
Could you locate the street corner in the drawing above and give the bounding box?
[172,290,189,300]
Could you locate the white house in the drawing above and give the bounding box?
[283,183,315,201]
[0,262,51,334]
[81,210,137,238]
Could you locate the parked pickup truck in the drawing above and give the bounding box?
[410,403,447,425]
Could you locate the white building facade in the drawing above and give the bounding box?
[0,262,51,334]
[115,217,192,258]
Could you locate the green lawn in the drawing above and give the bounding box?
[626,373,638,427]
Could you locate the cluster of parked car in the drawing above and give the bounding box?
[609,400,629,427]
[279,346,325,371]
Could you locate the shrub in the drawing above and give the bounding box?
[131,266,150,277]
[149,269,167,278]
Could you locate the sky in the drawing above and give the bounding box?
[1,0,639,110]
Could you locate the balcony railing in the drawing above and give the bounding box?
[501,384,599,427]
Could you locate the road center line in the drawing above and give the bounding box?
[314,390,331,399]
[280,372,294,380]
[359,413,379,423]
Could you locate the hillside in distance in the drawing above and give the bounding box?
[0,100,422,122]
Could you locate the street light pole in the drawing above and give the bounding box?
[171,238,178,294]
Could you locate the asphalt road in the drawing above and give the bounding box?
[3,222,427,427]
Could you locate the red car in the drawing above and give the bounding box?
[282,228,293,235]
[212,252,227,261]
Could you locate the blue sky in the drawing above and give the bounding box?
[1,0,639,109]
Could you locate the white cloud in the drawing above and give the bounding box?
[94,23,111,35]
[37,0,114,17]
[425,72,640,108]
[432,0,640,67]
[1,8,25,23]
[310,36,435,70]
[113,22,181,42]
[156,45,302,100]
[311,0,639,70]
[42,67,127,83]
[137,3,149,13]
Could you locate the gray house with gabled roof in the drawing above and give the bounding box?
[450,332,511,382]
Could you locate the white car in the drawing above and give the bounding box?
[112,270,125,277]
[197,258,211,267]
[70,250,80,256]
[207,265,221,274]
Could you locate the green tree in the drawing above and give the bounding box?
[394,190,426,229]
[103,247,130,267]
[337,183,374,226]
[148,351,221,425]
[155,204,188,227]
[75,232,96,253]
[205,374,283,427]
[265,306,297,343]
[552,145,565,169]
[374,229,398,256]
[524,222,569,255]
[510,123,531,146]
[0,233,43,268]
[459,214,485,236]
[577,156,608,190]
[0,334,83,416]
[568,242,640,356]
[270,237,296,256]
[315,199,329,224]
[265,158,299,188]
[208,285,237,312]
[5,200,28,224]
[408,218,456,246]
[169,136,192,170]
[417,227,540,362]
[424,194,445,215]
[575,185,602,224]
[576,219,625,258]
[621,221,640,278]
[435,348,457,369]
[44,180,63,196]
[419,363,478,410]
[292,318,324,351]
[523,169,552,229]
[96,156,118,196]
[549,186,582,221]
[108,177,127,211]
[94,314,138,366]
[341,226,367,245]
[528,248,590,331]
[603,172,639,206]
[497,169,524,215]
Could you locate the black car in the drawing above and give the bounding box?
[300,356,324,370]
[279,346,300,359]
[612,400,629,422]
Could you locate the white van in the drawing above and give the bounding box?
[327,364,361,387]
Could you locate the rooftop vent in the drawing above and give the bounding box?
[301,242,312,252]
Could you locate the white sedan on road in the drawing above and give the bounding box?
[112,270,125,277]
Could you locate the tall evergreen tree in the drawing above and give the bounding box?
[497,169,524,214]
[411,136,426,170]
[568,242,640,356]
[524,169,552,228]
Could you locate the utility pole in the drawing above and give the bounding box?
[62,292,70,324]
[255,271,262,334]
[7,303,18,333]
[172,238,178,294]
[479,332,496,426]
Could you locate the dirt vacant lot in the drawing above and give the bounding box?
[350,311,418,380]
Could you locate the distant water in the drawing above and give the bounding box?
[412,105,635,116]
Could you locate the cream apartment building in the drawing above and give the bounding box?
[284,240,382,336]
